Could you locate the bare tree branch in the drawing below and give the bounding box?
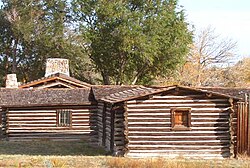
[182,26,237,86]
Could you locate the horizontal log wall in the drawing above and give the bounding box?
[125,95,233,159]
[5,105,98,143]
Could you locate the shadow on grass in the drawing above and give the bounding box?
[0,140,107,156]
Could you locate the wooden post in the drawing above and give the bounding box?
[110,105,115,153]
[102,103,106,146]
[5,108,9,140]
[123,102,129,156]
[228,98,235,158]
[244,94,248,153]
[0,108,2,138]
[238,103,242,153]
[248,94,250,155]
[1,108,7,138]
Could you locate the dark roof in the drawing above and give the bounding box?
[176,85,241,100]
[19,73,91,89]
[0,88,92,107]
[0,85,242,107]
[96,85,240,104]
[98,86,173,103]
[91,85,139,100]
[156,85,241,100]
[198,87,250,100]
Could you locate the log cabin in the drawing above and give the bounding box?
[0,58,242,159]
[92,85,240,159]
[1,58,95,142]
[0,88,98,143]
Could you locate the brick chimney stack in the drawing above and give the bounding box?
[6,74,18,88]
[45,58,70,77]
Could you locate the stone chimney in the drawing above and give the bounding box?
[6,74,18,88]
[45,58,70,77]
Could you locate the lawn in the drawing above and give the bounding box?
[0,141,249,168]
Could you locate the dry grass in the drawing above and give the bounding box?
[0,155,249,168]
[0,141,249,167]
[0,155,107,168]
[238,152,250,160]
[105,157,250,168]
[0,141,107,167]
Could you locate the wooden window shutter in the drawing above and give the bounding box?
[171,108,191,130]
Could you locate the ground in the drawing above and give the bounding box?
[0,141,249,168]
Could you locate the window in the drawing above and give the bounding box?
[171,108,191,130]
[57,109,72,127]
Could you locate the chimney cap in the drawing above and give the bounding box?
[6,74,18,88]
[45,58,70,77]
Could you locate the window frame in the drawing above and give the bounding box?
[171,108,191,131]
[56,109,72,127]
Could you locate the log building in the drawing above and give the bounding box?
[93,86,239,159]
[0,58,242,159]
[0,88,98,143]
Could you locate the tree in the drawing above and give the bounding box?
[0,0,92,85]
[164,27,237,87]
[0,9,13,86]
[228,57,250,87]
[197,57,250,87]
[72,0,192,85]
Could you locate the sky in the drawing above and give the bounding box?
[179,0,250,59]
[1,0,249,59]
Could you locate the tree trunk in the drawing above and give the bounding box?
[116,53,127,85]
[12,39,18,74]
[196,73,201,87]
[4,47,10,76]
[101,71,111,85]
[131,65,148,85]
[131,76,138,85]
[195,55,203,87]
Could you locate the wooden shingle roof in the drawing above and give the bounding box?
[96,85,241,104]
[97,86,173,103]
[91,85,139,100]
[0,88,92,107]
[198,87,250,100]
[19,73,91,89]
[0,85,242,108]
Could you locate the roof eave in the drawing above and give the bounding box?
[1,102,93,108]
[100,86,176,104]
[177,85,242,100]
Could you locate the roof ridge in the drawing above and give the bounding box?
[19,72,91,88]
[100,86,167,103]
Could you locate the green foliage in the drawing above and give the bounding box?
[72,0,192,84]
[0,0,192,85]
[0,0,91,85]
